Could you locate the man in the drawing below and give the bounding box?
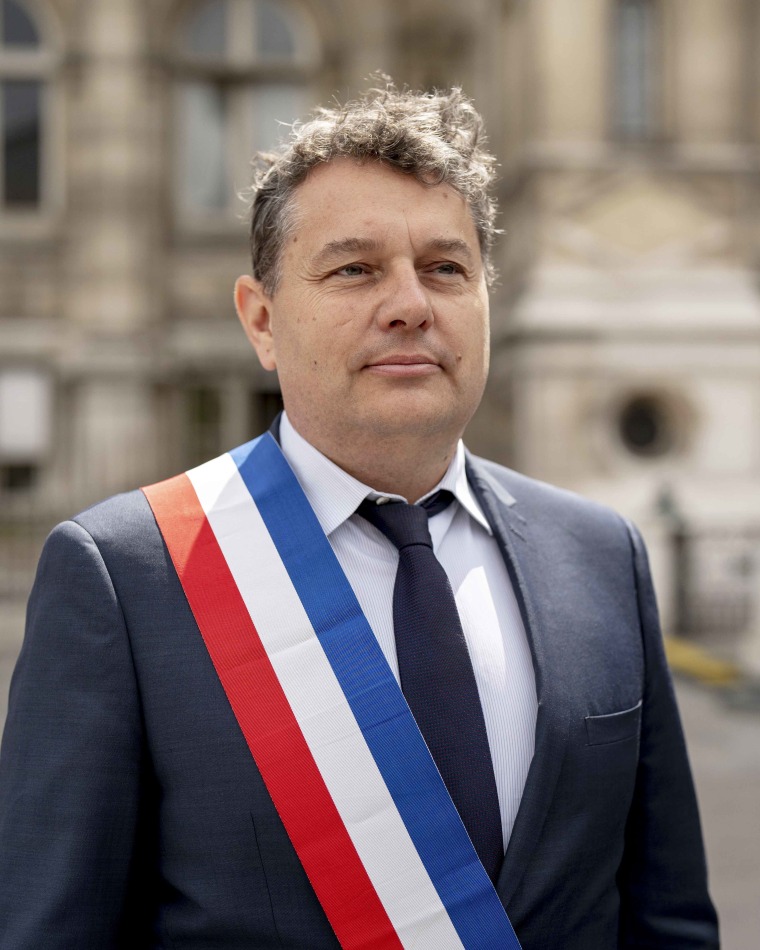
[0,84,718,948]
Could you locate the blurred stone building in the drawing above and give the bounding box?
[2,0,760,667]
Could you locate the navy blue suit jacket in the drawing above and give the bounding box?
[0,447,719,948]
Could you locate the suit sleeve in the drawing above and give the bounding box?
[0,520,151,950]
[617,521,719,949]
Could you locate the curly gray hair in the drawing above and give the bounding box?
[246,80,499,295]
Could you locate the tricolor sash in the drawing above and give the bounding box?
[142,433,521,950]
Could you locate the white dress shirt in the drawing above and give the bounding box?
[279,414,537,849]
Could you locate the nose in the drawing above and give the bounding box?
[375,265,433,331]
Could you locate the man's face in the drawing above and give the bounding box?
[236,158,490,457]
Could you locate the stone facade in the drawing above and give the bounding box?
[497,0,760,671]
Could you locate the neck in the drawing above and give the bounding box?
[331,445,456,503]
[285,416,459,502]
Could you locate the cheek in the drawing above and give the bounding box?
[457,309,489,362]
[278,329,334,380]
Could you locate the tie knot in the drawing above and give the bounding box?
[358,500,431,551]
[357,490,453,551]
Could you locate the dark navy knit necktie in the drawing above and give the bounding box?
[358,491,504,882]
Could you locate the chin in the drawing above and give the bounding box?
[358,407,464,442]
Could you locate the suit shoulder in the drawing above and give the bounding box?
[33,490,163,585]
[468,454,633,544]
[36,490,166,588]
[71,488,158,546]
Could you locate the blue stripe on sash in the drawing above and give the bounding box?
[230,433,521,949]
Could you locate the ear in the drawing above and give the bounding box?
[234,275,277,371]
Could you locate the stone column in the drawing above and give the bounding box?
[61,0,163,503]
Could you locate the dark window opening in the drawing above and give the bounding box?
[3,80,41,205]
[255,0,297,58]
[0,462,37,491]
[176,0,314,216]
[185,0,226,57]
[613,0,658,142]
[1,0,40,47]
[618,395,674,457]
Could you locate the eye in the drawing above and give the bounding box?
[431,261,464,276]
[335,263,367,277]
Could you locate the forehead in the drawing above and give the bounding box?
[285,158,480,253]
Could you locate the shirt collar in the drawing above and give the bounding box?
[278,412,492,537]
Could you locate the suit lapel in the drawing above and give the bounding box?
[466,456,569,907]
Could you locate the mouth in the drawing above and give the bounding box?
[363,354,442,377]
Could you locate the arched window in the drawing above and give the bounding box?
[174,0,319,219]
[613,0,659,142]
[0,0,52,209]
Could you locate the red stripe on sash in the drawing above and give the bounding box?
[143,474,402,950]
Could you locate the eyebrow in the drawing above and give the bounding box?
[425,238,476,264]
[311,237,382,268]
[311,236,476,268]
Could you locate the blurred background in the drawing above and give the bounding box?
[0,0,758,944]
